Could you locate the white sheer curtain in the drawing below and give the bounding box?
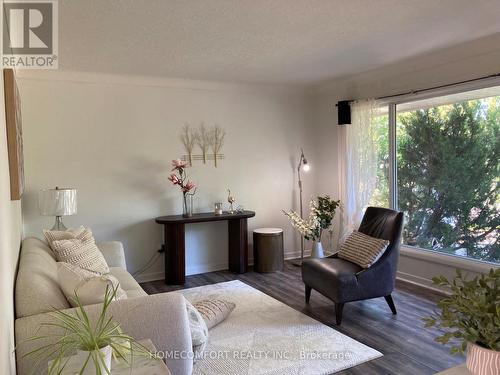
[338,99,380,244]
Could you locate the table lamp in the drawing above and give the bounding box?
[39,187,77,230]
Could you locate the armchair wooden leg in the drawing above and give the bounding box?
[305,285,312,303]
[384,295,397,315]
[335,302,344,325]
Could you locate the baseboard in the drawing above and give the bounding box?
[136,254,453,294]
[135,262,231,283]
[136,249,315,283]
[134,270,165,283]
[284,249,312,259]
[186,262,229,276]
[396,271,449,294]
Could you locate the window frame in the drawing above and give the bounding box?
[380,77,500,268]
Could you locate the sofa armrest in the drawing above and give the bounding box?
[96,241,127,270]
[15,293,193,375]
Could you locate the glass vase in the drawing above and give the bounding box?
[182,194,193,217]
[214,202,223,215]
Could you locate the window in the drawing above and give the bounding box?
[374,86,499,264]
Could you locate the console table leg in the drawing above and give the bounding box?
[164,223,185,284]
[228,218,248,273]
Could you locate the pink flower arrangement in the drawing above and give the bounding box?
[171,159,189,171]
[169,159,196,193]
[168,173,180,185]
[182,181,195,193]
[168,159,197,216]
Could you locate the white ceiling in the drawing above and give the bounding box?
[58,0,500,86]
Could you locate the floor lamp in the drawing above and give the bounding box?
[292,148,310,266]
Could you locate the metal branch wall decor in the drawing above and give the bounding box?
[180,123,226,167]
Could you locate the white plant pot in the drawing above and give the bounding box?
[466,342,500,375]
[311,241,324,258]
[78,345,112,374]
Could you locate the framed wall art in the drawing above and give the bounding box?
[4,68,24,200]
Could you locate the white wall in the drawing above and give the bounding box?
[16,33,500,290]
[0,69,23,374]
[313,33,500,289]
[18,71,316,281]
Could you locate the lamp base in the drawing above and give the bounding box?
[51,216,68,231]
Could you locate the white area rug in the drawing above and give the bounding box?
[177,280,382,375]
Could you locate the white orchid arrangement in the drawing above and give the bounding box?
[284,195,341,241]
[284,200,321,241]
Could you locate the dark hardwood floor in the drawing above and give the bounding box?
[141,261,464,375]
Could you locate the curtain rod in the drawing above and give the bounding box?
[376,72,500,100]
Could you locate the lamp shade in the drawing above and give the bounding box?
[39,188,77,216]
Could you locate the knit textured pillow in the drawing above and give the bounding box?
[50,228,110,274]
[338,230,390,269]
[43,226,86,248]
[193,299,236,329]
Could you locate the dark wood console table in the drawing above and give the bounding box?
[155,211,256,284]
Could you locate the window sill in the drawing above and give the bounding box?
[400,245,498,274]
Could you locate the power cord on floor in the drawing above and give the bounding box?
[132,252,162,278]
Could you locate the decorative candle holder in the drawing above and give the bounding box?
[214,202,223,215]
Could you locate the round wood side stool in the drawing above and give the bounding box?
[253,228,284,273]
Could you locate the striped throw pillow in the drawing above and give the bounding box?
[338,230,389,268]
[194,299,235,329]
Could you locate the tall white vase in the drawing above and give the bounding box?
[311,241,324,258]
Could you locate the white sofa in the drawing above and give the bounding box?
[15,237,193,375]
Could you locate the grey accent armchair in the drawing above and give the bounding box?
[302,207,404,325]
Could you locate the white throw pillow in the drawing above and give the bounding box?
[48,227,110,274]
[57,262,127,307]
[184,298,209,361]
[338,230,390,269]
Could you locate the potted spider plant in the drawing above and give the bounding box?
[423,268,499,375]
[20,285,155,374]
